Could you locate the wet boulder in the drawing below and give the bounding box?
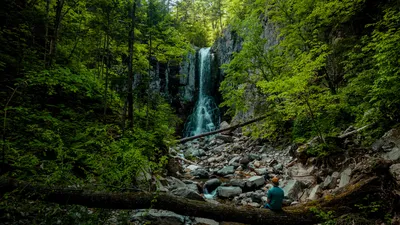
[246,176,265,190]
[171,188,204,201]
[204,178,222,193]
[217,186,242,198]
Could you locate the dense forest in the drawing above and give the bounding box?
[1,0,400,224]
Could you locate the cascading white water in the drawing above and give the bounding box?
[184,48,220,137]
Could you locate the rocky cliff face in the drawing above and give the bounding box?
[210,20,279,124]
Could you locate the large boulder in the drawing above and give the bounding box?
[217,186,242,198]
[246,176,265,189]
[230,179,247,188]
[282,180,303,200]
[373,129,400,160]
[204,178,222,193]
[254,168,268,176]
[171,188,204,201]
[339,168,352,188]
[216,166,235,176]
[307,185,322,201]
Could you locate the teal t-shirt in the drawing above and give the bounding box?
[267,186,284,210]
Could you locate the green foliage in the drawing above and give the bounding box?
[354,195,383,217]
[310,207,336,225]
[0,0,186,223]
[219,0,400,148]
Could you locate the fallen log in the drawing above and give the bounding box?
[0,171,395,225]
[178,116,266,144]
[0,178,318,225]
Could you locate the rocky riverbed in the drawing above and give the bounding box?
[131,123,400,225]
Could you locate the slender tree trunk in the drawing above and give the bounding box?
[44,0,51,66]
[303,94,326,144]
[103,34,110,117]
[49,0,65,67]
[100,35,106,79]
[127,0,137,129]
[146,0,153,130]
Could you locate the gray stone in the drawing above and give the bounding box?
[307,185,322,201]
[390,163,400,185]
[217,186,242,198]
[248,153,261,161]
[339,168,352,188]
[229,156,241,166]
[166,177,187,190]
[274,163,284,171]
[246,176,265,189]
[321,175,337,190]
[131,209,188,224]
[250,191,265,203]
[248,202,261,208]
[191,168,209,179]
[255,168,268,175]
[283,180,303,200]
[373,129,400,160]
[239,155,250,165]
[215,134,234,143]
[186,165,201,171]
[194,217,219,225]
[231,143,243,152]
[383,148,400,161]
[216,166,235,176]
[261,196,268,205]
[332,171,340,179]
[204,178,222,193]
[220,121,230,130]
[171,188,204,201]
[230,179,246,188]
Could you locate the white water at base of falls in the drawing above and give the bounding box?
[183,47,220,137]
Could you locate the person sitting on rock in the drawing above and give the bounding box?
[264,176,284,211]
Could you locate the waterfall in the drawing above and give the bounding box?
[183,48,220,137]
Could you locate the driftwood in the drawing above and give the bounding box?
[0,167,395,225]
[338,124,372,139]
[178,116,266,144]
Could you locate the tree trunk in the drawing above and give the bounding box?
[49,0,64,67]
[127,0,137,129]
[178,116,266,143]
[1,172,396,225]
[44,0,51,65]
[0,179,318,225]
